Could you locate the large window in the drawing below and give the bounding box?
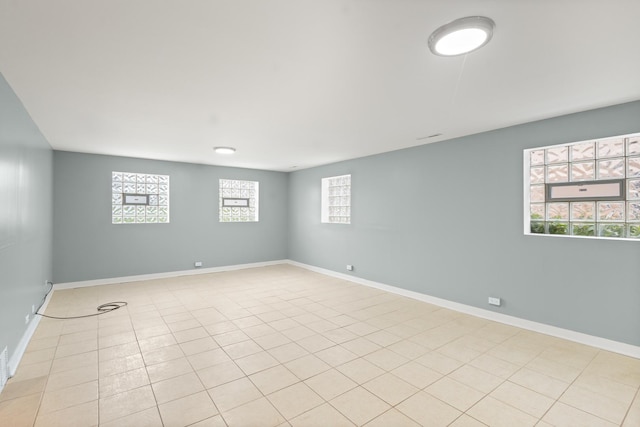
[525,133,640,239]
[321,174,351,224]
[219,179,259,222]
[112,172,170,224]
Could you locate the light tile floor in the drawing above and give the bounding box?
[1,264,639,426]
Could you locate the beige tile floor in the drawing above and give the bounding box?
[1,264,639,426]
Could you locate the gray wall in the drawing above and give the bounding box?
[288,101,640,347]
[0,73,53,360]
[6,70,639,351]
[53,152,288,283]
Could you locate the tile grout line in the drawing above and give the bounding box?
[7,265,640,427]
[620,385,640,426]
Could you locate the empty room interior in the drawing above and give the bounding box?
[1,1,640,426]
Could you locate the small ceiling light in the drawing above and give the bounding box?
[428,16,495,56]
[213,146,236,155]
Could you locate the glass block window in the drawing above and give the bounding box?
[321,174,351,224]
[219,179,259,222]
[525,133,640,239]
[112,172,170,224]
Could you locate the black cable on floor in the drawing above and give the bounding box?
[37,302,128,319]
[34,280,128,319]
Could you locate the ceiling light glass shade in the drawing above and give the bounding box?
[213,146,236,154]
[428,16,495,56]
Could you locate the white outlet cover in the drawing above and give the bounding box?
[488,297,501,306]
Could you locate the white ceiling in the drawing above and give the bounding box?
[1,1,640,172]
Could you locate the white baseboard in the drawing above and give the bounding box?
[2,260,287,388]
[44,259,640,359]
[7,286,54,382]
[53,260,289,290]
[286,260,640,359]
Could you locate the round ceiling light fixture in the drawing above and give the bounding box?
[428,16,495,56]
[213,146,236,155]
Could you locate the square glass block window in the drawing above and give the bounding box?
[628,202,640,222]
[597,158,625,179]
[530,150,545,166]
[570,202,595,221]
[571,223,595,237]
[530,203,545,221]
[570,142,595,161]
[530,185,545,203]
[597,202,625,222]
[597,138,625,158]
[628,156,640,178]
[112,172,169,224]
[321,174,351,224]
[546,146,568,164]
[219,179,259,222]
[525,132,640,240]
[547,203,569,221]
[529,166,545,184]
[570,161,595,181]
[628,180,640,200]
[546,164,569,182]
[628,137,640,156]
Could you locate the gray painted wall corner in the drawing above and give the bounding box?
[0,72,53,368]
[287,100,640,346]
[53,152,289,283]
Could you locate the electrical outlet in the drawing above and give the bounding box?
[25,314,30,324]
[346,265,354,271]
[488,297,501,306]
[194,261,203,268]
[32,305,35,314]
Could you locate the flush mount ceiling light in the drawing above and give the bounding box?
[428,16,495,56]
[213,146,236,155]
